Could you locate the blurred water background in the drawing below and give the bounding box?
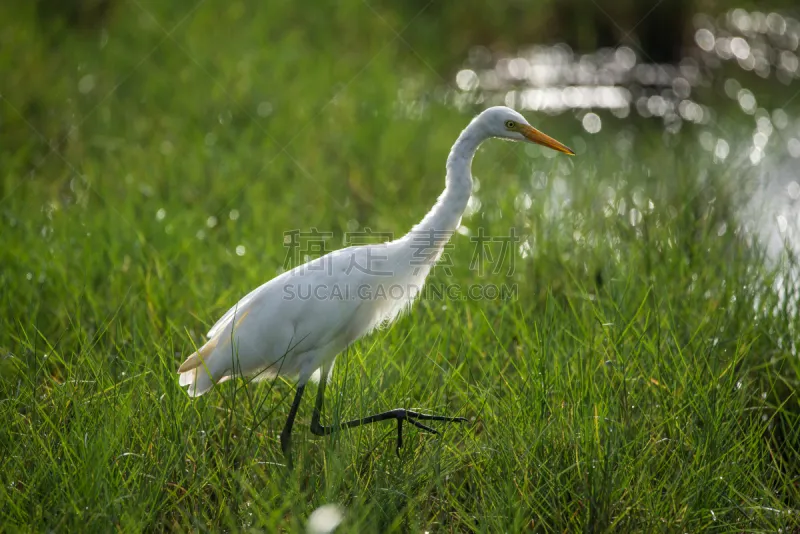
[438,5,800,307]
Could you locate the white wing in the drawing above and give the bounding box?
[206,279,270,338]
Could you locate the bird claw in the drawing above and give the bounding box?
[395,410,462,457]
[406,418,438,434]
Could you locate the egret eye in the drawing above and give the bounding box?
[505,120,516,129]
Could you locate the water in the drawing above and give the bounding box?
[452,8,799,142]
[446,7,800,311]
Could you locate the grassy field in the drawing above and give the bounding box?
[2,1,800,532]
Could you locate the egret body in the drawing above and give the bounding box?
[178,106,574,464]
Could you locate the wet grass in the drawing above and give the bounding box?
[2,1,800,532]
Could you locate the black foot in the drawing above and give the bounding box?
[311,405,467,457]
[389,409,467,457]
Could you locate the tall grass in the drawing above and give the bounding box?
[1,1,799,531]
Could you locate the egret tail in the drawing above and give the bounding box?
[177,336,224,397]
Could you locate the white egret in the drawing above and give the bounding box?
[178,106,574,465]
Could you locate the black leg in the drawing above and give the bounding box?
[309,363,331,436]
[280,383,306,469]
[310,363,467,456]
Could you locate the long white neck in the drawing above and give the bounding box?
[404,120,485,246]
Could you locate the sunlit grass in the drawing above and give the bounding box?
[2,1,800,532]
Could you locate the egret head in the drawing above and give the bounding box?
[476,106,575,155]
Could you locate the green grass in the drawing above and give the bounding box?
[2,1,800,532]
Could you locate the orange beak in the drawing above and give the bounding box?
[519,124,575,155]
